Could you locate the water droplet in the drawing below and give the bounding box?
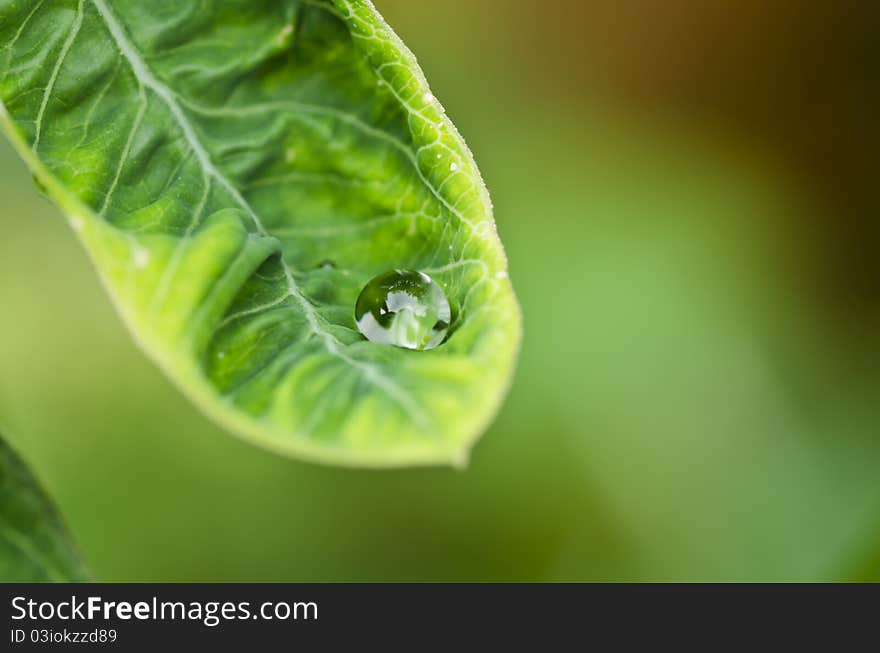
[317,259,335,269]
[355,269,451,351]
[436,153,442,159]
[133,247,150,269]
[449,162,458,171]
[276,23,293,45]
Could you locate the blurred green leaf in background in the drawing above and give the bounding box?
[0,0,877,581]
[0,435,89,581]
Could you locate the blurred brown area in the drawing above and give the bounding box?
[382,0,879,312]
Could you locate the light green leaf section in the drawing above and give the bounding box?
[0,0,521,466]
[0,435,89,581]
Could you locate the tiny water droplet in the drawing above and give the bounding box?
[436,153,442,159]
[355,269,451,350]
[449,162,458,171]
[133,247,150,269]
[317,259,335,269]
[276,23,293,45]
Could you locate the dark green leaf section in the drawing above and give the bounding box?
[0,436,89,581]
[0,0,521,466]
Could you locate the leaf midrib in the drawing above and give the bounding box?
[89,0,429,428]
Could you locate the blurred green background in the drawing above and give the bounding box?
[1,1,878,581]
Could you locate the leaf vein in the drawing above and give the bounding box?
[32,0,84,152]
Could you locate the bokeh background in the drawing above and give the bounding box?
[1,1,878,581]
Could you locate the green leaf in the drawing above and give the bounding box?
[0,0,521,467]
[0,435,90,581]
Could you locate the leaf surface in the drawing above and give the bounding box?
[0,0,521,466]
[0,436,89,581]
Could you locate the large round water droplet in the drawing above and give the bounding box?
[355,269,451,350]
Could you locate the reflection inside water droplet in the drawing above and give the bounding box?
[355,269,451,350]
